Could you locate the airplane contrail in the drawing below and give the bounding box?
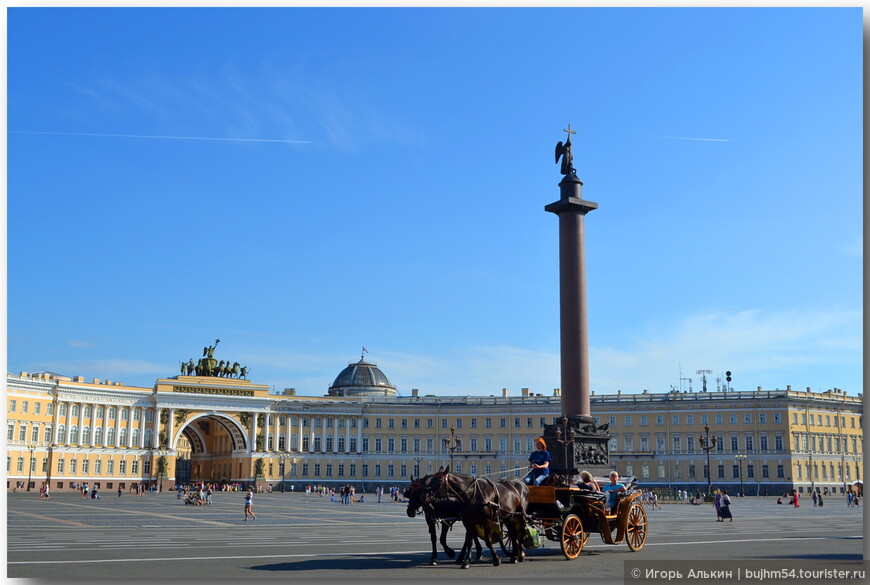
[654,135,729,142]
[9,130,312,144]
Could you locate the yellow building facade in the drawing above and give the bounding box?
[5,367,863,496]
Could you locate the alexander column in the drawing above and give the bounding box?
[542,125,610,480]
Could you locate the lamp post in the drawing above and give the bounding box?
[279,454,288,493]
[46,443,56,488]
[442,426,462,470]
[156,449,169,493]
[699,425,717,496]
[735,454,746,497]
[26,442,36,491]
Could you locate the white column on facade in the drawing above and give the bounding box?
[357,417,363,453]
[101,404,109,448]
[264,414,271,452]
[126,407,134,449]
[298,416,305,452]
[168,408,175,450]
[153,407,161,448]
[333,419,339,453]
[76,402,85,445]
[250,412,258,453]
[274,414,280,451]
[64,400,73,443]
[87,403,95,446]
[114,405,122,448]
[138,407,145,447]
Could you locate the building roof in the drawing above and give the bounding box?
[327,358,396,397]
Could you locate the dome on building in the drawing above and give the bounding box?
[328,356,396,397]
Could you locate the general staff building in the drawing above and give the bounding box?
[6,357,863,496]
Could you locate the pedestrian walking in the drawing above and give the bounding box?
[714,489,723,521]
[718,488,733,522]
[812,491,818,507]
[244,488,257,521]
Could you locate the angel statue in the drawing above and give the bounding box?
[555,124,577,175]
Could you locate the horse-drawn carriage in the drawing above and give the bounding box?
[405,469,647,569]
[513,475,648,559]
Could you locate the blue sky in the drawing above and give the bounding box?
[6,7,863,398]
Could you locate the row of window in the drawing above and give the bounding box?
[605,412,783,428]
[792,433,862,454]
[793,412,859,429]
[7,456,152,475]
[6,423,154,448]
[620,461,859,482]
[8,400,157,422]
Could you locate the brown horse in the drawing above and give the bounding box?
[405,471,483,566]
[436,469,528,569]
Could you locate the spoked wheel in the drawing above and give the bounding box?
[498,520,519,558]
[559,514,585,560]
[626,503,648,551]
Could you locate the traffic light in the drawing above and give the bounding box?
[726,371,732,383]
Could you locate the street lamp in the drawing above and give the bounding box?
[26,442,36,491]
[156,449,169,493]
[699,425,717,497]
[46,443,56,488]
[279,454,289,493]
[735,454,746,497]
[442,426,462,470]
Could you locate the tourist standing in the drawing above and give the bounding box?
[714,489,723,521]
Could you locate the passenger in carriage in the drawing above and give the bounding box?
[602,471,626,514]
[524,437,552,486]
[577,470,601,491]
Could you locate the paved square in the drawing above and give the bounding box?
[7,491,863,580]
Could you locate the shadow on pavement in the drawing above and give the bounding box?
[250,553,441,572]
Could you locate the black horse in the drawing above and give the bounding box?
[405,471,483,566]
[435,469,529,569]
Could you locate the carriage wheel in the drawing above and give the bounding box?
[498,520,519,558]
[625,503,648,551]
[559,514,585,560]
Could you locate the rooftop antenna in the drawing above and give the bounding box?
[696,370,712,392]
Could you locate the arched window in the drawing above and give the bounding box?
[144,429,153,448]
[132,428,140,447]
[57,424,66,443]
[82,426,91,444]
[107,428,116,445]
[69,425,79,444]
[94,427,104,445]
[119,428,128,446]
